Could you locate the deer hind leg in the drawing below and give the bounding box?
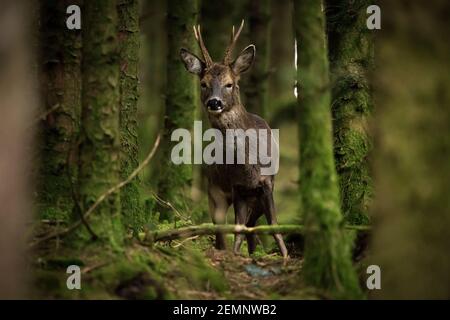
[246,212,259,255]
[262,189,288,259]
[232,190,248,254]
[208,188,230,250]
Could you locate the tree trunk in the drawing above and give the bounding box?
[37,0,82,221]
[158,0,198,222]
[118,0,143,232]
[245,0,271,117]
[78,0,123,247]
[326,0,374,225]
[293,0,361,298]
[0,0,35,298]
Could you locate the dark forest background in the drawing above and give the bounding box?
[0,0,449,299]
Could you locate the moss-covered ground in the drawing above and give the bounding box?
[31,230,313,299]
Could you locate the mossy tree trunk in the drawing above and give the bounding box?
[78,0,123,248]
[118,0,143,232]
[245,0,271,117]
[37,0,82,221]
[326,0,374,225]
[158,0,198,222]
[293,0,362,298]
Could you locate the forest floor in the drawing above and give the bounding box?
[177,246,305,300]
[31,229,325,299]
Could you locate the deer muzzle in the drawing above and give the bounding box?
[206,98,224,113]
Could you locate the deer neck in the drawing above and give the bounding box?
[208,103,250,132]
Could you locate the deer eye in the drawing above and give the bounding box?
[225,83,233,89]
[200,82,207,89]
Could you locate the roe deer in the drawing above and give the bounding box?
[180,21,288,258]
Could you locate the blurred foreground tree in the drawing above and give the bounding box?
[37,0,82,221]
[371,0,450,299]
[326,0,374,225]
[293,0,361,298]
[77,0,123,247]
[158,0,198,222]
[0,0,35,298]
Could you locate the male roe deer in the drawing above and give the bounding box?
[180,21,288,258]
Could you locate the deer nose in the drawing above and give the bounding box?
[207,98,223,111]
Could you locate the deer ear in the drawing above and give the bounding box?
[231,45,255,75]
[180,48,205,75]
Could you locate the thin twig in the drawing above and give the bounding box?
[172,235,199,248]
[82,261,109,274]
[30,103,60,126]
[148,190,191,222]
[30,134,161,249]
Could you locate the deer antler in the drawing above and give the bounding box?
[223,20,245,65]
[193,25,213,68]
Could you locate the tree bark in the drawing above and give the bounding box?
[78,0,123,247]
[118,0,143,232]
[37,0,82,221]
[326,0,374,225]
[158,0,198,222]
[293,0,362,298]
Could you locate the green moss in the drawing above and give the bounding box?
[77,0,124,249]
[37,0,82,222]
[326,0,374,225]
[118,0,144,232]
[293,0,363,299]
[182,250,228,293]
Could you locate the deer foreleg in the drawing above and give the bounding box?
[208,188,230,250]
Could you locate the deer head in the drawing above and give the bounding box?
[180,20,255,115]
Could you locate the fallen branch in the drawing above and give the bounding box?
[144,223,371,243]
[30,134,161,249]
